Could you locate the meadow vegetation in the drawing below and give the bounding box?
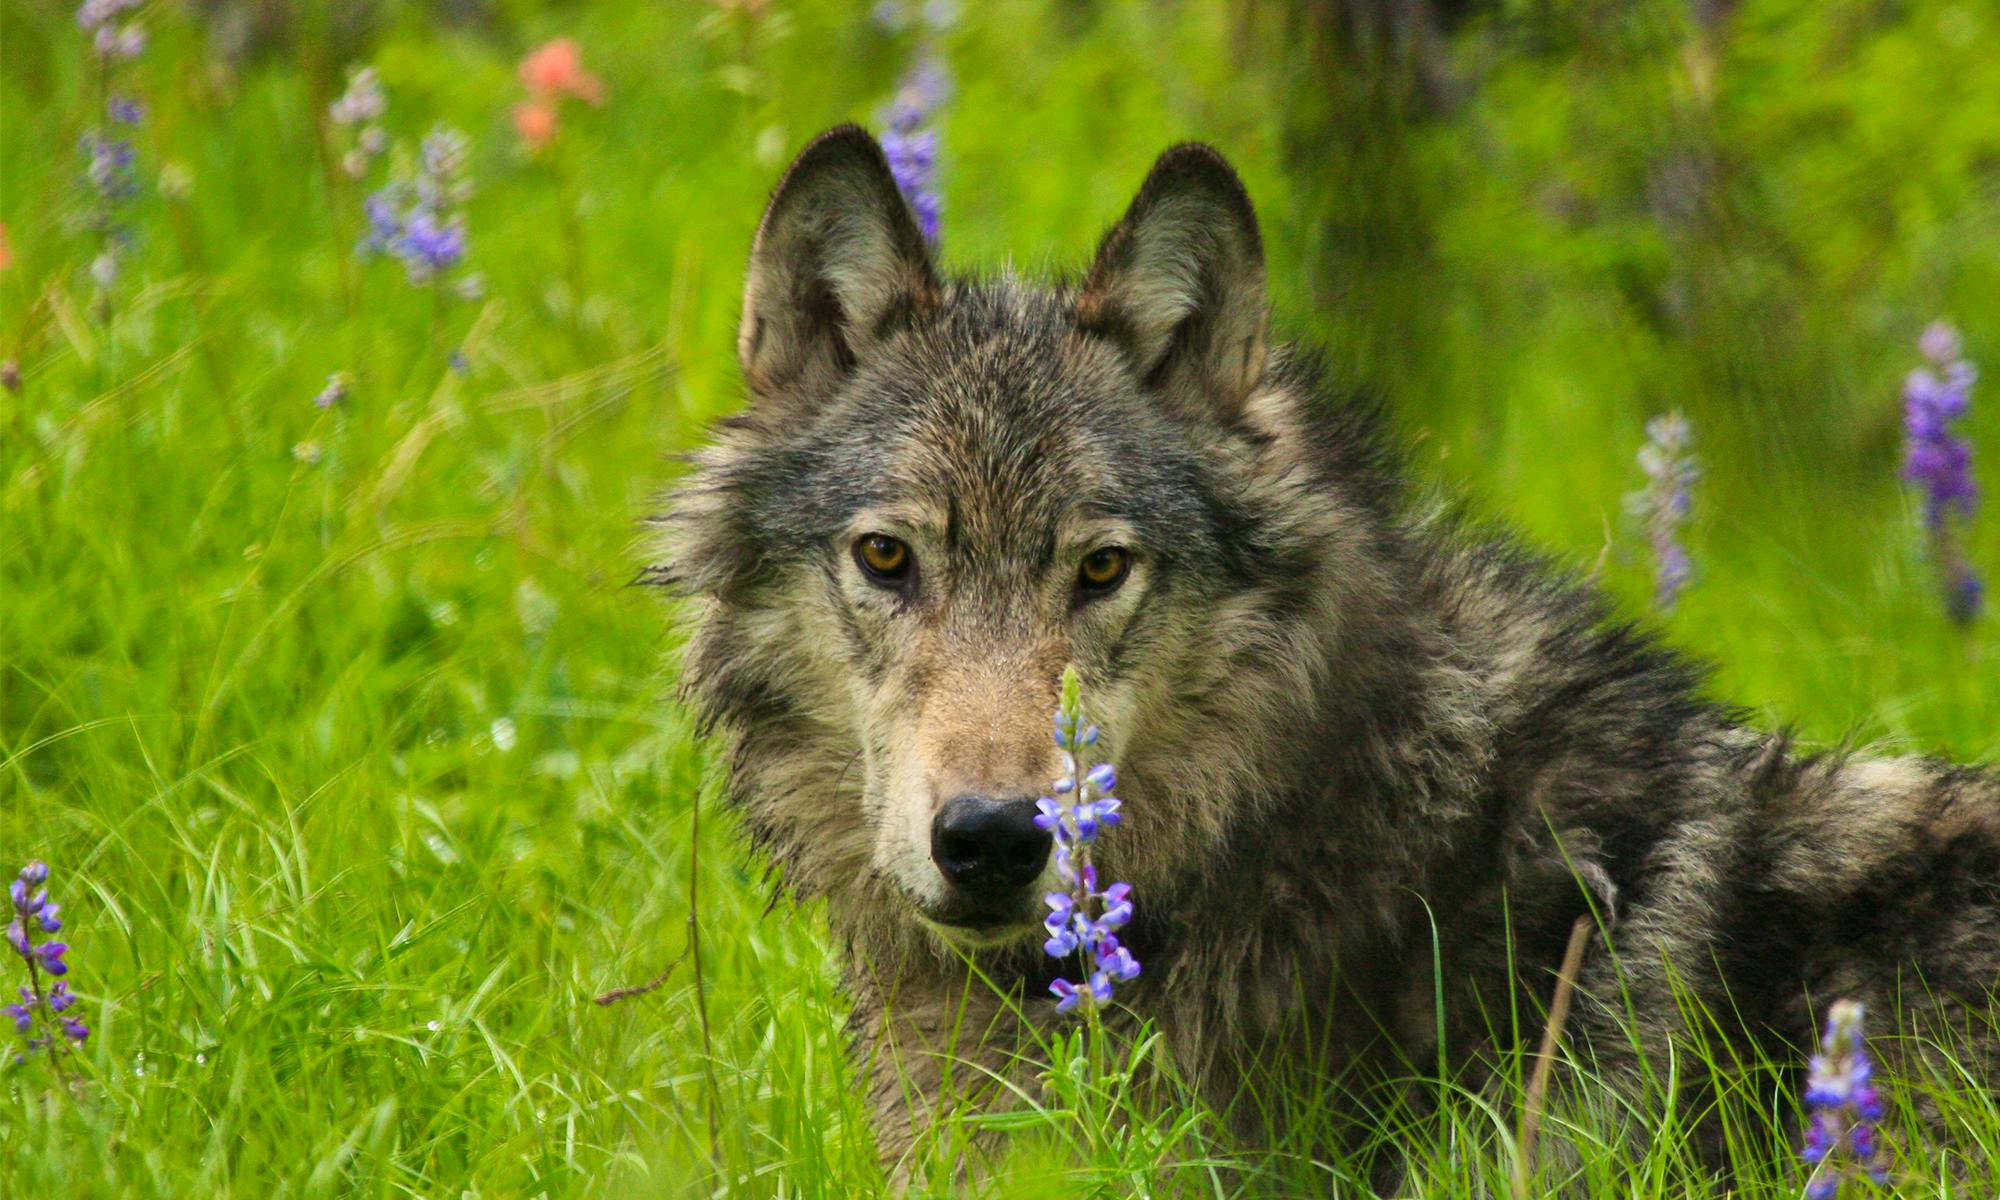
[2,0,1996,1194]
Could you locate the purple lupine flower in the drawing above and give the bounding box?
[75,0,138,30]
[7,861,88,1062]
[876,15,950,243]
[397,210,467,281]
[1628,412,1700,611]
[75,1,144,303]
[872,0,959,34]
[359,124,475,291]
[1901,321,1982,624]
[362,186,405,255]
[330,67,388,180]
[1041,667,1140,1016]
[93,23,144,59]
[8,879,42,914]
[1800,1000,1892,1198]
[417,127,472,210]
[329,66,386,126]
[870,0,907,31]
[82,133,137,202]
[312,372,351,410]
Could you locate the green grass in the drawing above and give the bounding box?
[2,0,1997,1195]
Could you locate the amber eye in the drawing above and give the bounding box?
[854,534,912,583]
[1076,546,1132,595]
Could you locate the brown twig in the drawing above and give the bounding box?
[1514,914,1595,1199]
[591,786,720,1160]
[689,791,720,1160]
[591,939,690,1006]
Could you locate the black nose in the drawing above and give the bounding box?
[931,795,1051,898]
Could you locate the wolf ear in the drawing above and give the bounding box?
[739,125,939,401]
[1075,144,1269,422]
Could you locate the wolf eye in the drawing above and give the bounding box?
[1076,547,1132,595]
[855,534,912,584]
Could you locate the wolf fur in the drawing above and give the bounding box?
[654,126,2000,1182]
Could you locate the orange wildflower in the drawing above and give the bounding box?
[518,39,603,107]
[512,99,559,151]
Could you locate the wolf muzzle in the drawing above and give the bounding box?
[929,795,1050,922]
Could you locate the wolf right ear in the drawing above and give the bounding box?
[738,125,940,403]
[1075,144,1268,423]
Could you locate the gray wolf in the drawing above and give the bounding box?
[653,125,2000,1183]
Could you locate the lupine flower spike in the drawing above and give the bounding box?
[362,125,479,298]
[1800,1000,1891,1198]
[1036,667,1139,1015]
[1629,412,1700,611]
[1902,321,1982,624]
[76,0,146,305]
[313,371,351,411]
[329,67,389,180]
[876,2,953,242]
[7,860,89,1065]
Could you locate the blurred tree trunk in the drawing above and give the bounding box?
[1269,0,1447,393]
[1271,0,1853,477]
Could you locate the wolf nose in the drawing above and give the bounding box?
[931,795,1051,897]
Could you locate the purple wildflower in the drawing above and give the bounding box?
[329,66,386,126]
[83,134,138,202]
[313,372,351,410]
[360,124,475,291]
[330,67,388,180]
[7,861,88,1063]
[1800,1000,1892,1198]
[1628,412,1700,611]
[397,209,467,281]
[876,15,950,243]
[77,0,144,59]
[78,0,146,60]
[75,1,145,302]
[1041,667,1140,1016]
[93,23,144,59]
[75,0,136,29]
[417,127,472,210]
[1901,322,1982,624]
[362,186,405,255]
[872,0,958,33]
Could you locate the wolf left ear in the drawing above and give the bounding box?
[1076,144,1269,421]
[738,125,939,402]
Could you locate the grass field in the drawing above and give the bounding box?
[3,0,1997,1195]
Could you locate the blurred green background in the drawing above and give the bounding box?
[2,0,1995,1194]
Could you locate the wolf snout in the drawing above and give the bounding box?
[930,795,1051,899]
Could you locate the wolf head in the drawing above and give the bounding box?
[661,127,1406,955]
